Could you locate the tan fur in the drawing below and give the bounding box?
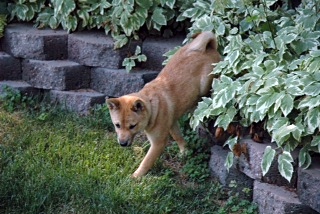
[106,32,221,178]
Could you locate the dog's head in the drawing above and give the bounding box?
[106,96,149,147]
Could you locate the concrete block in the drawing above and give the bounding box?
[0,80,39,97]
[91,68,158,97]
[50,89,105,115]
[68,31,141,68]
[2,23,68,60]
[297,157,320,213]
[237,138,298,188]
[22,60,90,91]
[141,35,184,71]
[0,52,21,80]
[253,181,318,214]
[210,145,253,199]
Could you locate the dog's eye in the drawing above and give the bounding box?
[115,123,120,128]
[129,124,137,130]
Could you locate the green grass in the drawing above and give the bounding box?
[0,92,258,214]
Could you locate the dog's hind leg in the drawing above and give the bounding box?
[170,121,187,153]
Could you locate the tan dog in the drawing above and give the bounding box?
[106,32,221,178]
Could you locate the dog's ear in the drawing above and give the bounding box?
[131,99,145,113]
[106,98,120,110]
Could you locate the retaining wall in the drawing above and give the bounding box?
[1,23,319,214]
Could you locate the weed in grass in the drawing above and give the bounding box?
[0,91,258,214]
[0,86,33,112]
[178,115,211,182]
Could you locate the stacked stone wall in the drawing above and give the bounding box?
[1,23,319,214]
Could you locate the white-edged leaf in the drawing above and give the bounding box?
[299,146,312,169]
[261,146,276,176]
[256,93,278,114]
[310,135,320,153]
[306,108,320,133]
[165,0,176,9]
[280,94,294,117]
[303,83,320,96]
[224,152,234,172]
[223,136,238,150]
[273,124,297,146]
[278,151,294,182]
[152,7,166,26]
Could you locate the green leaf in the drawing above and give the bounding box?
[256,93,278,114]
[165,0,176,9]
[311,135,320,153]
[224,136,238,150]
[280,94,293,117]
[152,7,166,26]
[181,8,198,18]
[114,34,129,49]
[122,58,135,72]
[303,83,320,96]
[227,50,240,65]
[135,0,153,9]
[137,54,147,62]
[297,96,312,109]
[216,22,225,36]
[292,122,304,142]
[48,16,59,29]
[215,106,237,130]
[195,15,214,32]
[307,59,320,73]
[278,151,294,182]
[273,124,297,146]
[306,108,320,133]
[224,152,234,172]
[261,146,276,176]
[299,146,312,169]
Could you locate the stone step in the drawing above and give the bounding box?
[91,67,158,97]
[210,145,253,200]
[22,59,90,91]
[0,80,39,97]
[141,35,185,71]
[253,181,318,214]
[297,157,320,213]
[0,52,21,80]
[50,89,105,115]
[68,31,141,69]
[236,138,298,188]
[2,23,68,60]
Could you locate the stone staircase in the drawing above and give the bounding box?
[0,23,183,115]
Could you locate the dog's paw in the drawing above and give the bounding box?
[178,149,188,159]
[131,170,144,179]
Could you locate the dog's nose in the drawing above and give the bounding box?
[119,140,130,147]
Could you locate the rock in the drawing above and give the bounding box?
[68,30,141,68]
[91,67,158,97]
[50,89,105,115]
[2,23,68,60]
[22,60,90,91]
[297,157,320,213]
[253,180,318,214]
[0,52,21,80]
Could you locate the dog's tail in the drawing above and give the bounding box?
[188,31,218,52]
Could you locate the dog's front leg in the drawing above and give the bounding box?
[132,136,168,178]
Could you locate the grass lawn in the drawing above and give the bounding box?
[0,92,258,214]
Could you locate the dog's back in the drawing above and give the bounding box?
[140,32,221,120]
